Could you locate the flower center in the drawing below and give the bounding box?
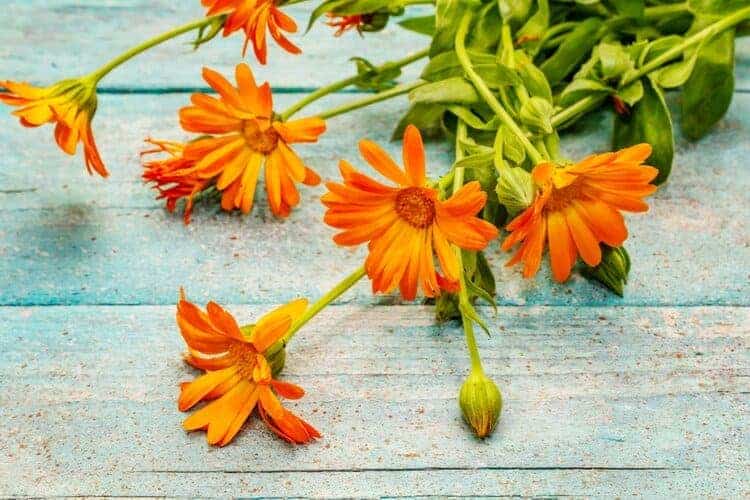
[228,343,258,379]
[545,181,583,212]
[242,120,279,154]
[395,187,435,228]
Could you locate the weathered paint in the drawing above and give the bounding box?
[0,2,748,497]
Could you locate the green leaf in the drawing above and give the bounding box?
[498,0,533,27]
[540,18,603,86]
[617,79,643,106]
[613,78,673,184]
[598,43,633,80]
[421,51,522,88]
[515,51,553,101]
[638,35,683,66]
[393,103,445,139]
[688,0,749,16]
[681,28,735,140]
[559,78,612,107]
[653,48,700,89]
[410,77,479,105]
[398,15,436,36]
[350,57,400,91]
[516,0,550,51]
[609,0,644,18]
[468,2,503,51]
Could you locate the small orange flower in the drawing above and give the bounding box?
[143,63,325,221]
[322,125,499,300]
[0,78,106,176]
[326,14,366,36]
[177,293,320,446]
[502,144,658,282]
[202,0,301,64]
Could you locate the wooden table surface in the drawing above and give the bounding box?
[1,1,748,497]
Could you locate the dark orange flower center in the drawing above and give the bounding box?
[242,120,279,154]
[228,343,258,379]
[545,181,584,212]
[395,187,435,228]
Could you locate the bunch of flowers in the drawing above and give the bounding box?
[3,0,748,444]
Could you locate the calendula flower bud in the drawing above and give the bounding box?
[496,166,535,217]
[582,245,631,296]
[519,96,554,134]
[459,370,502,438]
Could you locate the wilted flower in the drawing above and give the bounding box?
[0,77,106,176]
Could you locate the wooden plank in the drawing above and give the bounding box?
[2,1,748,91]
[0,93,748,306]
[1,1,432,90]
[0,304,747,496]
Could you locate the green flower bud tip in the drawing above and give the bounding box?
[582,245,631,296]
[459,370,502,438]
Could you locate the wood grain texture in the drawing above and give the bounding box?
[1,1,749,497]
[2,1,748,91]
[1,0,431,90]
[1,305,747,497]
[0,93,748,307]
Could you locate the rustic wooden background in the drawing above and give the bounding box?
[0,1,748,497]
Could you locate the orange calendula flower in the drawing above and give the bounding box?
[326,13,366,36]
[0,78,106,176]
[502,144,658,282]
[322,125,499,300]
[177,293,320,446]
[143,63,325,222]
[202,0,301,64]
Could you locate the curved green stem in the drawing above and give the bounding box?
[280,48,429,121]
[454,11,544,165]
[453,120,484,374]
[89,16,221,83]
[316,80,424,120]
[282,266,366,345]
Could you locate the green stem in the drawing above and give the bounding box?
[316,80,424,120]
[453,120,484,373]
[622,6,750,86]
[282,266,366,345]
[279,48,429,121]
[454,11,544,165]
[89,16,221,83]
[644,2,689,19]
[552,6,750,128]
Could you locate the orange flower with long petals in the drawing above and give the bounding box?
[143,63,325,222]
[502,144,658,282]
[0,78,106,176]
[202,0,301,64]
[322,125,499,300]
[177,293,320,446]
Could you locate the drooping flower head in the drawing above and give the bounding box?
[502,144,658,282]
[325,12,388,36]
[0,78,106,176]
[202,0,301,64]
[177,292,320,446]
[322,125,499,300]
[142,63,325,222]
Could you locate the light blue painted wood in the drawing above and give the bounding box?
[1,1,749,498]
[1,1,748,90]
[0,305,747,496]
[0,93,748,306]
[0,1,432,90]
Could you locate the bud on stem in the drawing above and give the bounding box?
[459,369,502,438]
